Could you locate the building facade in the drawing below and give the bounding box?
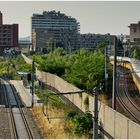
[117,34,130,43]
[0,11,18,52]
[31,11,80,52]
[129,21,140,43]
[78,33,114,50]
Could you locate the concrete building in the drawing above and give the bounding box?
[31,11,80,52]
[0,11,18,52]
[117,34,130,43]
[129,21,140,44]
[78,33,114,51]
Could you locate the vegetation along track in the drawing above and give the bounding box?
[1,79,33,139]
[116,66,140,124]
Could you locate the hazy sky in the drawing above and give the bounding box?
[0,1,140,37]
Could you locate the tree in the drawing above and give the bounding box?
[130,46,140,59]
[46,37,53,52]
[96,40,109,54]
[34,48,112,93]
[67,111,93,137]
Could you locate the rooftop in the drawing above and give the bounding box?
[32,10,76,21]
[128,21,140,27]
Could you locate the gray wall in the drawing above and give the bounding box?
[36,70,140,139]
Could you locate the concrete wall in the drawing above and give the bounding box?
[36,69,140,139]
[22,53,32,64]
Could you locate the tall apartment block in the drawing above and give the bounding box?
[0,11,18,52]
[31,11,80,52]
[129,21,140,43]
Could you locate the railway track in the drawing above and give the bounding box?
[125,69,140,105]
[1,80,18,138]
[116,65,140,124]
[1,79,33,139]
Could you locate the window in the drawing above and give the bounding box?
[134,38,137,41]
[137,38,140,42]
[133,27,137,33]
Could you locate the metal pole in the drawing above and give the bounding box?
[124,45,125,57]
[45,74,47,116]
[105,46,107,93]
[31,57,35,107]
[93,87,98,139]
[112,36,117,110]
[129,41,131,58]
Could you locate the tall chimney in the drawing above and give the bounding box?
[0,11,3,25]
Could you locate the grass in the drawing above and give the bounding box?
[32,103,88,139]
[35,86,65,107]
[33,84,89,139]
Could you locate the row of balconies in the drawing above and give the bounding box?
[0,43,12,46]
[0,37,12,39]
[32,19,78,23]
[0,30,12,33]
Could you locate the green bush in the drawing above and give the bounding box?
[33,48,112,92]
[67,111,93,137]
[84,95,89,111]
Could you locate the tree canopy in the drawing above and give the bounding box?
[34,48,112,91]
[130,46,140,59]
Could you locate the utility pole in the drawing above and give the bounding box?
[105,46,108,93]
[112,36,117,110]
[31,57,35,107]
[128,40,131,58]
[93,87,98,139]
[93,83,103,139]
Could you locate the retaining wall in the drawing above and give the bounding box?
[36,69,140,139]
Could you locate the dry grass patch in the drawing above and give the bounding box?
[32,103,84,139]
[98,94,112,106]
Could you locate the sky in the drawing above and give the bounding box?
[0,1,140,37]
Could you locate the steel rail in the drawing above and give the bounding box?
[0,79,18,139]
[116,75,138,121]
[8,83,34,139]
[116,66,140,123]
[123,69,140,113]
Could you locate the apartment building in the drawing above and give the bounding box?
[0,11,18,52]
[78,33,114,50]
[129,21,140,43]
[31,11,80,51]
